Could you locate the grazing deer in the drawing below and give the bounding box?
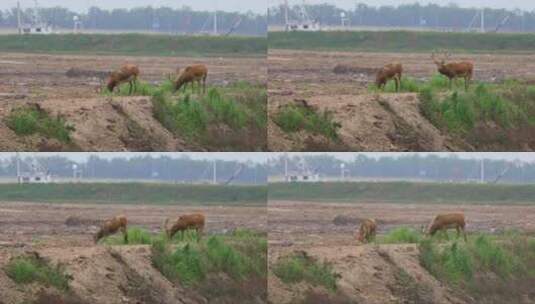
[425,213,467,241]
[164,213,205,239]
[94,215,128,243]
[174,65,208,94]
[432,51,473,91]
[356,218,377,244]
[107,64,140,94]
[376,63,403,92]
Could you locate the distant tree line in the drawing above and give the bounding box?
[0,6,267,36]
[268,154,535,184]
[0,155,267,185]
[268,3,535,32]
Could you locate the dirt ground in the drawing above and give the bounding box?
[268,49,535,151]
[268,200,535,304]
[0,52,267,152]
[0,201,266,304]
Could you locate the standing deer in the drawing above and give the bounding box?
[432,51,473,91]
[356,218,377,244]
[107,64,140,94]
[94,215,128,244]
[376,63,403,92]
[174,64,208,94]
[425,213,467,241]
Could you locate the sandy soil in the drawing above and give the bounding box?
[267,200,535,304]
[268,49,535,151]
[0,52,267,152]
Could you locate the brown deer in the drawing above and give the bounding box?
[107,64,140,94]
[356,218,377,243]
[376,63,403,92]
[425,213,467,241]
[165,213,205,239]
[94,215,128,243]
[174,65,208,94]
[432,51,473,91]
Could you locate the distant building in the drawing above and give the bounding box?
[285,172,320,183]
[18,171,52,184]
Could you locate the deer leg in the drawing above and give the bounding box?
[203,77,207,94]
[395,76,400,92]
[128,81,133,95]
[462,227,467,242]
[122,226,128,244]
[465,76,470,91]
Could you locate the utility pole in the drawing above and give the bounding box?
[284,154,288,181]
[17,1,22,35]
[480,8,485,33]
[16,152,21,183]
[212,160,217,185]
[480,159,485,183]
[284,0,289,29]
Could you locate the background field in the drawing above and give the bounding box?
[269,181,535,205]
[0,183,266,205]
[0,34,266,57]
[269,31,535,53]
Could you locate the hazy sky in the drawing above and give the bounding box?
[284,0,535,11]
[0,153,268,164]
[270,153,535,164]
[1,0,267,14]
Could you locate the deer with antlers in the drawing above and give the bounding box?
[376,63,403,92]
[432,51,473,91]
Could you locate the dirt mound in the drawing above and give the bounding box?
[269,244,467,304]
[0,246,205,304]
[269,93,463,151]
[0,96,197,151]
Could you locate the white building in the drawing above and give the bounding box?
[18,172,52,184]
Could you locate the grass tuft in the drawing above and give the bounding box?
[273,104,340,140]
[272,252,338,291]
[6,106,74,143]
[379,227,422,244]
[4,256,70,291]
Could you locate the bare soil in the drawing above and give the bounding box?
[268,49,535,151]
[268,200,535,304]
[0,52,266,151]
[0,202,267,304]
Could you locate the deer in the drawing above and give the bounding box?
[106,64,140,94]
[174,64,208,94]
[356,218,377,244]
[164,213,205,239]
[424,213,467,241]
[431,51,473,91]
[376,63,403,92]
[94,215,128,244]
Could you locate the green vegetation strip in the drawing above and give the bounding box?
[272,252,338,291]
[6,106,74,143]
[269,30,535,53]
[419,233,535,288]
[150,229,267,286]
[0,34,266,57]
[0,183,267,205]
[272,104,340,140]
[5,256,70,291]
[269,182,535,205]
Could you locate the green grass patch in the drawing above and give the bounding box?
[100,227,153,245]
[0,34,266,57]
[4,256,70,291]
[269,181,535,205]
[419,233,534,288]
[6,106,74,143]
[151,229,266,286]
[273,104,341,140]
[269,30,535,54]
[378,227,422,244]
[272,253,338,292]
[0,183,267,205]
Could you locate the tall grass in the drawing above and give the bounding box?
[151,229,266,286]
[6,106,75,143]
[379,227,422,244]
[273,104,341,140]
[4,256,70,291]
[419,233,532,286]
[272,253,338,291]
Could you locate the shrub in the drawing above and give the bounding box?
[5,256,70,291]
[273,253,338,291]
[381,227,422,244]
[6,106,74,143]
